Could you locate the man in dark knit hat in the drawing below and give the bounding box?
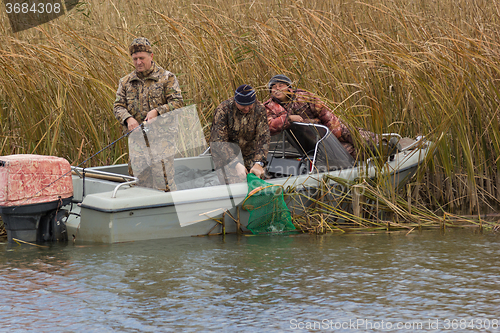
[265,74,378,160]
[113,37,184,191]
[210,84,270,182]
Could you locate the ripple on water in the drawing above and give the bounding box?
[0,230,499,332]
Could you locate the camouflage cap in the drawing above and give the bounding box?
[129,37,152,55]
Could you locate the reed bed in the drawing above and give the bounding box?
[289,175,500,234]
[1,0,500,227]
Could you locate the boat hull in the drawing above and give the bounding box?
[65,142,430,243]
[69,183,249,243]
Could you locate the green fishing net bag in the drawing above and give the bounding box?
[242,174,295,234]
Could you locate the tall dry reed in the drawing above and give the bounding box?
[1,0,500,217]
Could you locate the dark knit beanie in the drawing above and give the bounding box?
[129,37,152,55]
[267,74,293,91]
[234,84,256,105]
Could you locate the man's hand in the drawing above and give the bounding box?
[235,162,247,178]
[249,163,265,179]
[145,109,159,122]
[289,115,303,122]
[126,117,140,132]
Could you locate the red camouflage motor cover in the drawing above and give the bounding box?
[0,154,73,207]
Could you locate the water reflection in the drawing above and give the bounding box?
[1,229,499,332]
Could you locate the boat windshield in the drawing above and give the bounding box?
[128,105,207,188]
[128,104,246,226]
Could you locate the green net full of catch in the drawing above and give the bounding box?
[242,174,295,234]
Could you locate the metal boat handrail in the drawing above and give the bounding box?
[71,166,137,182]
[112,180,138,198]
[72,166,138,198]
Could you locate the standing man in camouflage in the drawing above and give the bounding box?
[114,37,184,191]
[210,84,270,183]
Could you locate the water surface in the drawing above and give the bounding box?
[1,229,499,332]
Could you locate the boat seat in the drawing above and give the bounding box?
[285,123,355,171]
[266,153,304,177]
[267,123,355,177]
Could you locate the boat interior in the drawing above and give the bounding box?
[71,122,419,202]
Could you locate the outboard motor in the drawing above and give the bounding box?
[0,154,73,243]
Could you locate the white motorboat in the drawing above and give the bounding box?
[0,105,433,243]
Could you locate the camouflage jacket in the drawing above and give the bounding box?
[264,89,348,138]
[210,98,270,170]
[113,62,184,132]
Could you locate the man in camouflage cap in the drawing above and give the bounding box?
[210,84,270,183]
[114,37,184,191]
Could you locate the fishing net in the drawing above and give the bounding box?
[242,174,295,234]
